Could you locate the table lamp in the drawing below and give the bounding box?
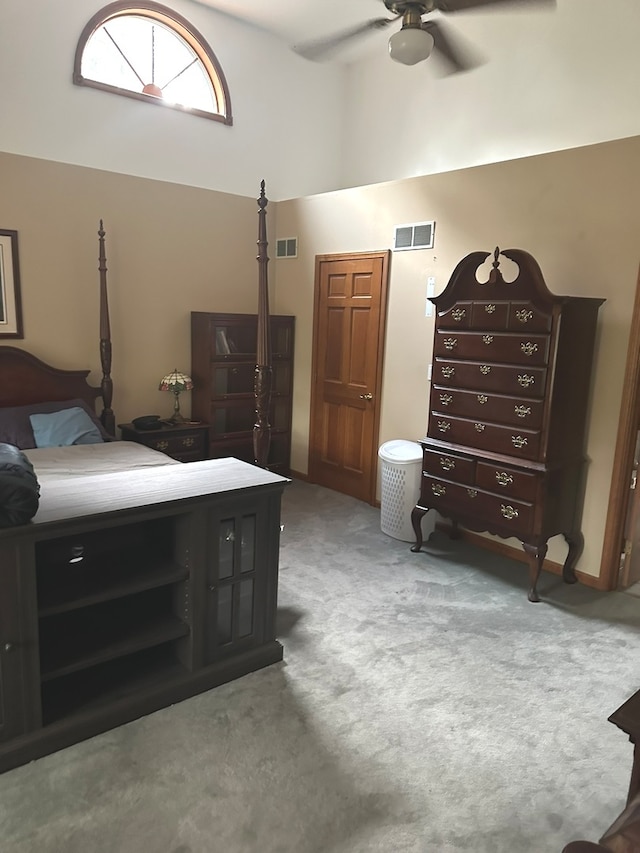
[159,369,193,424]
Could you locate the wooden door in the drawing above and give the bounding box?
[602,264,640,589]
[308,251,390,503]
[620,431,640,587]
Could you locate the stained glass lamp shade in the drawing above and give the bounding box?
[159,369,194,423]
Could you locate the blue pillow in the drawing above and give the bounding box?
[30,407,104,448]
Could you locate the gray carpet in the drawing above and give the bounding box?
[1,479,638,853]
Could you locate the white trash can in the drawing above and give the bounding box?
[378,439,435,543]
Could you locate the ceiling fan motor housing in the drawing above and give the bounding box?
[384,1,434,14]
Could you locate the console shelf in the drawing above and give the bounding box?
[0,458,288,772]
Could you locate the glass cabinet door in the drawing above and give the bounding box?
[210,362,291,399]
[209,399,290,437]
[205,506,266,661]
[212,318,292,360]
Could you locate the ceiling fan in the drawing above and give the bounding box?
[294,0,555,71]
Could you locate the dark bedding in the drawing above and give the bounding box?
[0,443,40,527]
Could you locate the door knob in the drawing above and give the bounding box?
[359,393,373,400]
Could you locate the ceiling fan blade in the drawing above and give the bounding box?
[423,20,483,74]
[435,0,555,12]
[293,17,397,61]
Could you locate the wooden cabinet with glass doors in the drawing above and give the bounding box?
[191,312,295,473]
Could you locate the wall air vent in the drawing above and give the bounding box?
[393,221,435,251]
[276,237,298,259]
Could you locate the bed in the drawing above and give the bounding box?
[0,189,287,774]
[0,219,181,527]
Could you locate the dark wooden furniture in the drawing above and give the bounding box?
[411,247,604,601]
[561,690,640,852]
[0,458,287,772]
[0,202,291,771]
[191,311,295,474]
[609,688,640,807]
[119,421,209,462]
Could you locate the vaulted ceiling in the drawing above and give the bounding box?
[190,0,395,49]
[188,0,555,64]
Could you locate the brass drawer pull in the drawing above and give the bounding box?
[437,420,451,433]
[518,374,535,388]
[514,405,531,418]
[477,394,488,404]
[452,308,466,322]
[467,488,478,498]
[439,393,453,407]
[479,365,491,375]
[512,435,528,449]
[482,335,494,345]
[182,437,196,447]
[441,366,455,379]
[443,338,457,351]
[520,341,539,357]
[501,504,519,520]
[485,304,496,314]
[432,483,446,497]
[439,457,455,471]
[474,423,485,432]
[495,471,514,486]
[154,440,169,451]
[515,309,533,323]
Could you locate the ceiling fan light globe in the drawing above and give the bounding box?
[388,27,435,65]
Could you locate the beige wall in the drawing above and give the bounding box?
[2,138,639,580]
[275,136,640,579]
[0,152,271,424]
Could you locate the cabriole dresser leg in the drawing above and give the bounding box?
[562,531,584,584]
[523,541,548,603]
[410,506,427,552]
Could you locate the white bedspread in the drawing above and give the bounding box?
[24,441,180,480]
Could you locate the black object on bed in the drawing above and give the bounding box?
[0,442,40,527]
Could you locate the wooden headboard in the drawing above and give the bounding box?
[0,347,103,411]
[0,222,115,434]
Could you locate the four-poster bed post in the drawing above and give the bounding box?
[97,220,114,435]
[253,180,272,468]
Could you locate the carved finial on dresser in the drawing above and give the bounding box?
[488,246,504,285]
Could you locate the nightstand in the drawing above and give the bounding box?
[118,422,209,463]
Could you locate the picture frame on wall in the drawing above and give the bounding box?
[0,229,23,339]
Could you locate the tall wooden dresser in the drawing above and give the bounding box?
[411,248,604,601]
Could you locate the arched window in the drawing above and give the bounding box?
[73,1,232,124]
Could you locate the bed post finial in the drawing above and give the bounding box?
[254,180,272,469]
[98,220,115,435]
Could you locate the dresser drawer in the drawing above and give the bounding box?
[438,302,473,329]
[470,301,509,330]
[475,461,540,502]
[428,414,541,461]
[434,359,547,398]
[431,386,544,429]
[421,475,534,536]
[422,447,475,483]
[434,331,549,365]
[507,302,552,332]
[147,430,206,458]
